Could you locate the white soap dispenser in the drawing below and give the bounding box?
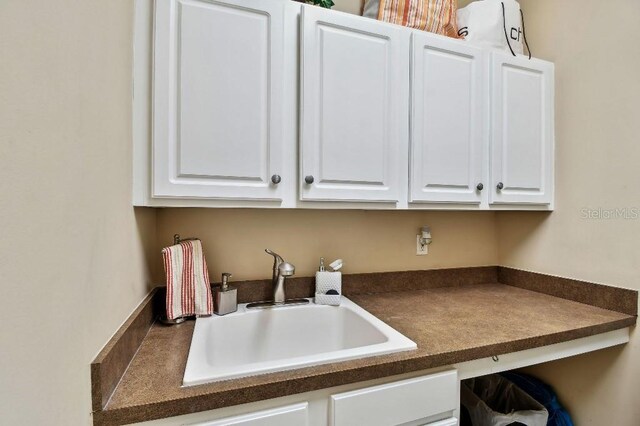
[315,258,342,306]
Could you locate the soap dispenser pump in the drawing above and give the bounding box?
[214,272,237,315]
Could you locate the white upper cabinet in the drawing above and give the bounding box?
[152,0,290,201]
[137,0,554,209]
[299,6,410,203]
[409,33,486,204]
[489,52,554,206]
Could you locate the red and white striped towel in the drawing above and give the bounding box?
[162,240,213,320]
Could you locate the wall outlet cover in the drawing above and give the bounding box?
[416,235,428,255]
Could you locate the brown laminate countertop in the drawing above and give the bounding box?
[95,283,635,425]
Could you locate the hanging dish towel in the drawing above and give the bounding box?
[162,240,213,320]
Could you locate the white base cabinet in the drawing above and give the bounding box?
[134,0,554,210]
[132,328,628,426]
[133,369,459,426]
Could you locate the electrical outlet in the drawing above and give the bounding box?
[416,235,428,255]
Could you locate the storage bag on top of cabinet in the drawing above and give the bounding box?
[457,0,530,57]
[363,0,459,38]
[461,375,548,426]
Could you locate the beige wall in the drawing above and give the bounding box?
[157,209,497,281]
[2,0,637,425]
[498,1,640,424]
[0,1,156,425]
[333,0,364,15]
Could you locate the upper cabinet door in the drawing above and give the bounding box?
[409,33,486,204]
[152,0,288,200]
[300,6,410,202]
[490,53,554,205]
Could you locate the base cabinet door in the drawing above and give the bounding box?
[330,370,458,426]
[409,33,486,205]
[300,5,410,203]
[489,52,554,206]
[152,0,291,201]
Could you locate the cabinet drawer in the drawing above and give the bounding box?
[426,418,458,426]
[189,402,308,426]
[330,370,457,426]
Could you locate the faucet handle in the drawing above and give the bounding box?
[264,249,283,263]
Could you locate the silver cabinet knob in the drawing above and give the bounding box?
[304,175,314,184]
[476,183,484,191]
[496,182,504,190]
[271,174,281,184]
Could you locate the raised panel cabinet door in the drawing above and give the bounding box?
[300,5,410,202]
[409,33,486,204]
[490,52,554,205]
[153,0,289,200]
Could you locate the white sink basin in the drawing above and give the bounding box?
[183,297,416,386]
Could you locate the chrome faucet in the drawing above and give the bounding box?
[265,249,294,303]
[246,249,309,309]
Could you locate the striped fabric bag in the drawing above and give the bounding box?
[364,0,459,38]
[162,240,213,320]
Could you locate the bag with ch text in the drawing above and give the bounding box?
[457,0,531,58]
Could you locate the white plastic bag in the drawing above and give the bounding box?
[461,375,548,426]
[457,0,530,57]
